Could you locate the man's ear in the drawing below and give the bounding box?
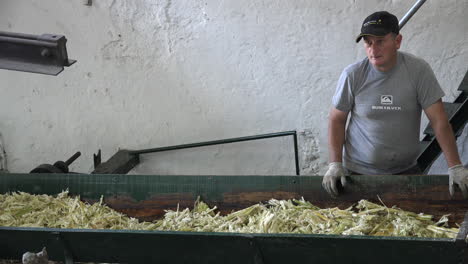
[396,34,402,49]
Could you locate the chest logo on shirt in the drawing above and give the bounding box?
[371,95,401,111]
[381,95,393,105]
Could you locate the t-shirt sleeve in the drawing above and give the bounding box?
[417,61,445,109]
[332,69,354,112]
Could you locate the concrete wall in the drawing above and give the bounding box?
[0,0,466,175]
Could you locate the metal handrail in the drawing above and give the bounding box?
[129,131,300,175]
[399,0,427,29]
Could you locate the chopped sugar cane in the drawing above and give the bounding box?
[0,191,459,238]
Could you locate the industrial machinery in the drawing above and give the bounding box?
[0,31,75,75]
[30,152,81,174]
[0,173,467,263]
[1,1,468,263]
[91,131,300,175]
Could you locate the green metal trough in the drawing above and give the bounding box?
[0,173,467,264]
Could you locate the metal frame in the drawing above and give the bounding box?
[0,31,76,75]
[93,131,301,175]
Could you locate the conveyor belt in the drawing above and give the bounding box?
[0,173,467,264]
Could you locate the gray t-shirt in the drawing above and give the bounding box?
[332,51,445,174]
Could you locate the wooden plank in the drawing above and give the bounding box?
[1,173,466,224]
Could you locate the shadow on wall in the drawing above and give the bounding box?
[0,132,7,172]
[428,123,468,174]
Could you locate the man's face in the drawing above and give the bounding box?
[363,33,402,71]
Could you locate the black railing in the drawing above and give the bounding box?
[418,69,468,172]
[129,131,300,175]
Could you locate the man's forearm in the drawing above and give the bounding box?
[433,122,462,167]
[328,119,346,163]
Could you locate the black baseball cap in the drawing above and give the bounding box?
[356,11,399,43]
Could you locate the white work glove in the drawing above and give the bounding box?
[322,162,347,197]
[22,247,48,264]
[448,164,468,199]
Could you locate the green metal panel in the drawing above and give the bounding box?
[0,173,467,263]
[0,227,462,264]
[1,227,261,264]
[255,234,459,264]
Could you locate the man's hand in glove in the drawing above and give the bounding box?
[22,247,48,264]
[448,164,468,198]
[322,162,347,197]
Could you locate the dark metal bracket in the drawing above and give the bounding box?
[51,232,74,264]
[93,149,102,168]
[92,148,139,174]
[0,31,76,75]
[92,131,300,175]
[248,236,265,264]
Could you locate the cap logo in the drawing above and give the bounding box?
[364,19,382,27]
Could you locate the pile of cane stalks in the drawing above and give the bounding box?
[0,191,459,238]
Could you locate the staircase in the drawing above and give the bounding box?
[418,68,468,172]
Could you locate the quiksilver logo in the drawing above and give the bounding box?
[381,95,393,105]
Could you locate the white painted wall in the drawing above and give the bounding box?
[0,0,466,175]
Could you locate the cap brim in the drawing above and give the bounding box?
[355,33,382,43]
[356,27,392,43]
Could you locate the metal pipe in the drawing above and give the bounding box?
[293,132,300,175]
[129,131,300,175]
[65,152,82,166]
[0,31,38,40]
[130,131,297,154]
[0,36,57,47]
[399,0,427,29]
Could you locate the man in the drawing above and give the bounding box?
[322,11,468,198]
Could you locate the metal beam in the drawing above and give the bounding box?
[399,0,427,29]
[0,31,76,75]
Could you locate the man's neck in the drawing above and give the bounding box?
[374,52,398,72]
